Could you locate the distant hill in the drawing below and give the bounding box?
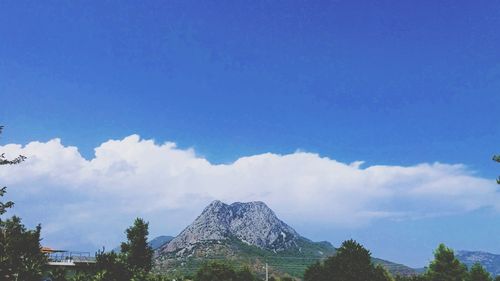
[372,258,418,277]
[457,250,500,276]
[112,235,174,253]
[154,200,417,278]
[150,235,174,251]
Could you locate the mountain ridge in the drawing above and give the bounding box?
[154,200,416,278]
[456,250,500,276]
[161,200,301,255]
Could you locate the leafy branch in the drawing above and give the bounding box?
[494,155,500,184]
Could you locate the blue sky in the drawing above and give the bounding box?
[1,0,500,267]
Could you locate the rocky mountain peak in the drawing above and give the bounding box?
[162,200,300,254]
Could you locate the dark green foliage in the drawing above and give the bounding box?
[0,126,25,216]
[70,272,93,281]
[194,261,260,281]
[494,155,500,184]
[468,263,492,281]
[303,261,326,281]
[0,216,47,280]
[281,277,294,281]
[49,267,68,281]
[236,267,257,281]
[334,239,374,281]
[0,186,14,216]
[374,264,395,281]
[95,250,132,281]
[494,276,500,281]
[303,239,393,281]
[0,127,26,167]
[92,219,168,281]
[130,270,172,281]
[195,262,238,281]
[0,126,46,281]
[121,218,154,273]
[395,275,427,281]
[426,244,468,281]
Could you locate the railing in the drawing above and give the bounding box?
[47,251,96,264]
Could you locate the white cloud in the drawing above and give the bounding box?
[1,135,499,250]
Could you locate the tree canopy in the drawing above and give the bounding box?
[0,126,46,281]
[194,262,260,281]
[426,244,467,281]
[304,239,393,281]
[121,218,154,273]
[468,263,492,281]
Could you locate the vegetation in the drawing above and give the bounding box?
[155,236,337,278]
[302,240,498,281]
[425,243,467,281]
[303,239,393,281]
[189,241,499,281]
[193,262,271,281]
[121,218,154,273]
[468,263,492,281]
[87,218,167,281]
[494,155,500,184]
[0,126,47,281]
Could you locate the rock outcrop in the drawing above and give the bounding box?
[161,200,300,254]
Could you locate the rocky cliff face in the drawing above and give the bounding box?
[161,200,300,254]
[154,200,417,278]
[457,250,500,276]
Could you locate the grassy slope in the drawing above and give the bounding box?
[155,237,416,279]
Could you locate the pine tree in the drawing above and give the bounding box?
[194,261,237,281]
[121,218,154,273]
[304,239,393,281]
[426,244,467,281]
[468,263,492,281]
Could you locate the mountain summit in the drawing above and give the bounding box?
[162,200,301,254]
[155,200,415,278]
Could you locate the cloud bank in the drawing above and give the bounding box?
[0,135,498,250]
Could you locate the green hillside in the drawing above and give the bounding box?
[155,237,416,279]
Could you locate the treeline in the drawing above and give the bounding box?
[304,240,498,281]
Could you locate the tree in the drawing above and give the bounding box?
[194,262,261,281]
[304,239,393,281]
[494,155,500,184]
[373,264,395,281]
[468,263,492,281]
[395,275,427,281]
[0,126,26,217]
[303,261,326,281]
[1,216,46,280]
[334,239,374,281]
[195,261,237,281]
[94,250,132,281]
[426,244,468,281]
[0,126,46,281]
[48,267,69,281]
[69,272,92,281]
[121,218,154,273]
[236,267,257,281]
